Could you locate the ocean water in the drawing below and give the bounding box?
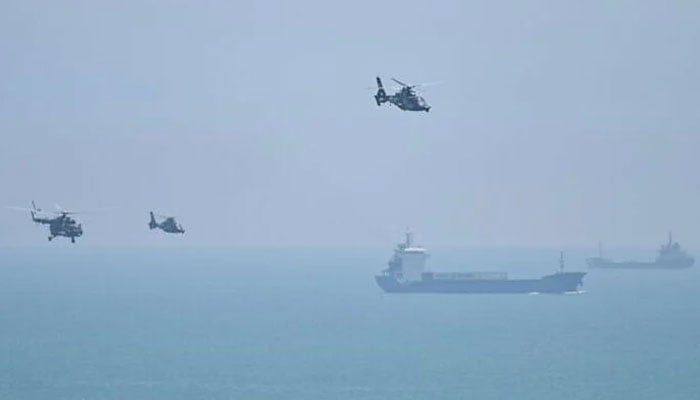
[1,247,698,400]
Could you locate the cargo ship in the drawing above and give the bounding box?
[375,233,586,294]
[586,232,694,269]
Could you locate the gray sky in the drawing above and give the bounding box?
[1,0,699,247]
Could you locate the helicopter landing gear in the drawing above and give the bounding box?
[48,236,53,241]
[71,237,75,244]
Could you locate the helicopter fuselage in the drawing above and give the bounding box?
[32,213,83,243]
[158,219,185,234]
[374,77,431,112]
[387,91,430,112]
[149,212,185,234]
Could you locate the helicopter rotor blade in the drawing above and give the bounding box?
[5,206,55,215]
[367,85,403,91]
[391,78,409,87]
[52,205,76,215]
[7,204,97,217]
[155,214,176,219]
[413,81,444,89]
[5,206,35,212]
[52,203,107,215]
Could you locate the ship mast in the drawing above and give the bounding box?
[405,229,413,248]
[559,251,565,273]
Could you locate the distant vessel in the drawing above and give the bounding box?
[586,232,694,270]
[375,233,586,294]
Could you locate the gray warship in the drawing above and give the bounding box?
[586,232,694,269]
[375,233,585,294]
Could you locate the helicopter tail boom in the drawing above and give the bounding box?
[29,201,45,224]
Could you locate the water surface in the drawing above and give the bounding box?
[1,247,698,399]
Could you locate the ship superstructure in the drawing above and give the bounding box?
[376,233,586,294]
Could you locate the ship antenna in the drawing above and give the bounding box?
[405,229,413,247]
[559,251,565,273]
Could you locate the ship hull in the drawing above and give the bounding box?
[586,257,694,269]
[375,272,585,294]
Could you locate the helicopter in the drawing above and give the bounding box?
[8,202,84,243]
[373,77,432,112]
[149,211,185,234]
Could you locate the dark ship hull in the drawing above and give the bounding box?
[586,257,693,270]
[375,272,586,294]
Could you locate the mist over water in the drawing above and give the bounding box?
[1,248,698,400]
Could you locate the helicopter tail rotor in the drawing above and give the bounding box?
[374,77,388,106]
[149,211,158,229]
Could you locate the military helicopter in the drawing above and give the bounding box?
[8,202,84,243]
[373,77,433,112]
[149,212,185,234]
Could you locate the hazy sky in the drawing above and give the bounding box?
[1,1,699,247]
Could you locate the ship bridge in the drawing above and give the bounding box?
[398,246,429,281]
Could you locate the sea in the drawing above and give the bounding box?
[1,247,698,400]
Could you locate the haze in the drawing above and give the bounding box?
[1,1,698,248]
